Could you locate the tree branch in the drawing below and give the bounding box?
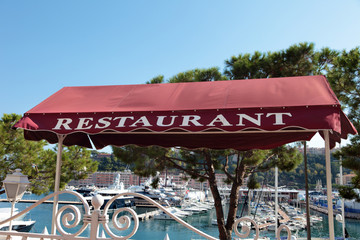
[165,156,209,180]
[222,155,235,181]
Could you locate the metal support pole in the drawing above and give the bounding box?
[51,134,65,235]
[9,201,15,231]
[303,141,311,240]
[339,152,346,239]
[275,165,278,235]
[324,130,335,240]
[248,190,251,216]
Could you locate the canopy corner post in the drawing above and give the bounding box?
[303,141,311,240]
[339,148,346,240]
[51,134,66,235]
[274,165,278,235]
[324,130,335,240]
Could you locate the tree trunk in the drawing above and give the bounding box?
[209,177,230,239]
[225,159,245,232]
[205,151,246,240]
[205,152,231,240]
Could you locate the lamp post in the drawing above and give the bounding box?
[2,169,30,231]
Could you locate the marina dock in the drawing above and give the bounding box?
[134,210,162,221]
[278,208,290,223]
[310,204,360,220]
[0,199,83,205]
[258,222,272,229]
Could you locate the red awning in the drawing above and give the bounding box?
[13,75,357,150]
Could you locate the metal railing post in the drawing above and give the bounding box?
[89,195,104,240]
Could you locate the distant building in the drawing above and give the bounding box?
[297,147,339,155]
[68,170,238,190]
[72,151,244,190]
[335,173,356,186]
[70,174,94,187]
[238,187,299,202]
[91,152,113,161]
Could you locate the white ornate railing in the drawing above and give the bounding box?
[0,191,292,240]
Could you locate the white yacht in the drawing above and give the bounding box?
[85,174,134,210]
[127,184,164,207]
[0,207,36,232]
[153,207,190,220]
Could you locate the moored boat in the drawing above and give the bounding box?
[0,207,36,232]
[84,174,135,210]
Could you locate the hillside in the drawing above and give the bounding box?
[257,148,351,189]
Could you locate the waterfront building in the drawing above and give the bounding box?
[68,170,236,191]
[335,173,356,186]
[297,147,339,155]
[238,187,299,202]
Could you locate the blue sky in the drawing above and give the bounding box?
[1,0,359,149]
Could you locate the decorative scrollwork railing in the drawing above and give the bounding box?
[276,224,292,240]
[0,191,293,240]
[233,217,259,240]
[0,190,91,239]
[101,192,218,240]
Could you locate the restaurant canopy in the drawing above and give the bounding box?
[13,75,357,150]
[13,75,357,239]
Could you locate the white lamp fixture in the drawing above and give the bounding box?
[3,169,30,202]
[2,169,30,231]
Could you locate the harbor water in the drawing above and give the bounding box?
[1,192,360,239]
